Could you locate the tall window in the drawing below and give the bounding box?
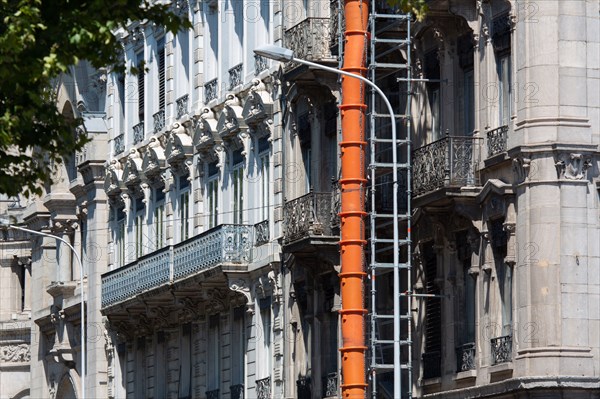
[207,163,219,228]
[207,315,221,393]
[154,188,165,250]
[422,241,442,379]
[497,55,512,126]
[493,13,512,127]
[179,176,190,241]
[231,307,246,392]
[259,150,270,221]
[490,219,512,336]
[157,39,166,112]
[463,69,475,135]
[116,208,126,267]
[233,163,244,225]
[135,198,145,258]
[257,297,272,380]
[137,51,145,124]
[425,51,441,141]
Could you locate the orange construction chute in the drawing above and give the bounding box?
[338,0,369,398]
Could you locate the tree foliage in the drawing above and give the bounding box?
[0,0,190,197]
[387,0,428,21]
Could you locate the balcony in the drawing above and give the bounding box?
[254,54,268,75]
[229,63,243,90]
[176,94,189,119]
[456,342,476,372]
[284,18,336,68]
[256,377,271,399]
[486,125,508,158]
[113,133,124,156]
[412,135,482,202]
[205,78,218,103]
[491,335,512,365]
[254,219,269,246]
[133,122,145,144]
[153,109,165,133]
[101,224,252,309]
[296,376,311,399]
[230,384,243,399]
[282,192,339,251]
[322,372,339,397]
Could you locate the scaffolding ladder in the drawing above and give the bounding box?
[367,4,413,399]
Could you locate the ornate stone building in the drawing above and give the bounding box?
[1,0,599,398]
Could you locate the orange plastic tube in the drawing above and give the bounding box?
[339,0,369,398]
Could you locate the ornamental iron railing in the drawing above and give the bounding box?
[229,63,243,90]
[205,78,218,103]
[254,220,269,246]
[296,376,311,399]
[284,18,335,64]
[113,133,125,155]
[283,192,334,244]
[487,125,508,157]
[173,224,252,280]
[491,335,512,365]
[230,384,244,399]
[153,109,165,133]
[176,94,189,119]
[101,224,252,308]
[412,135,482,196]
[255,376,271,399]
[254,55,268,75]
[322,372,338,397]
[206,389,219,399]
[456,342,476,372]
[133,122,145,144]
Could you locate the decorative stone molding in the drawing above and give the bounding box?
[217,94,247,149]
[193,107,221,163]
[204,288,229,315]
[242,79,274,128]
[104,160,124,198]
[0,343,30,362]
[268,268,283,304]
[555,153,592,180]
[141,137,166,186]
[512,157,531,183]
[165,122,193,176]
[228,278,255,314]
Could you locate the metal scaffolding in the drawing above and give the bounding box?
[367,4,413,398]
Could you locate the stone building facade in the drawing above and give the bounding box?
[1,0,599,398]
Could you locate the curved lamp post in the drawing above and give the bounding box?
[254,44,401,397]
[1,221,86,399]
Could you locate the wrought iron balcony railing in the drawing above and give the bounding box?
[101,224,252,308]
[229,63,243,90]
[206,389,219,399]
[205,78,218,103]
[176,94,189,119]
[133,122,145,144]
[113,133,125,156]
[254,54,268,75]
[412,135,482,197]
[283,192,336,244]
[491,335,512,365]
[322,372,338,397]
[487,125,508,157]
[254,220,269,246]
[296,376,311,399]
[255,376,271,399]
[456,342,476,372]
[284,18,335,64]
[230,384,244,399]
[153,109,165,133]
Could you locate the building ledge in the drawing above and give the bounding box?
[453,369,477,382]
[420,377,442,387]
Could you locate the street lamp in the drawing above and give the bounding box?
[255,45,402,397]
[0,220,86,399]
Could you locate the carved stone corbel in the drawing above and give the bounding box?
[555,153,592,180]
[228,278,255,314]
